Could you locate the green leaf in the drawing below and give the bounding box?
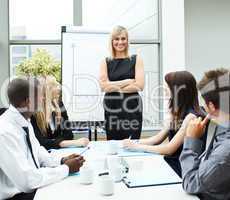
[15,48,61,82]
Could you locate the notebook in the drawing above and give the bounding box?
[122,156,182,188]
[122,171,181,188]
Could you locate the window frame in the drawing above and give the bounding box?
[6,0,163,129]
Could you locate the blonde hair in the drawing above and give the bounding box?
[109,25,129,58]
[34,75,61,136]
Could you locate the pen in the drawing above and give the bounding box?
[98,172,109,176]
[80,146,90,155]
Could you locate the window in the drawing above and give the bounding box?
[8,0,162,129]
[82,0,162,128]
[9,0,73,77]
[10,45,61,77]
[130,44,161,128]
[10,0,73,40]
[83,0,158,40]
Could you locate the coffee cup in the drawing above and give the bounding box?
[79,166,94,185]
[92,157,106,174]
[107,155,121,170]
[109,165,125,182]
[107,141,118,155]
[98,175,114,196]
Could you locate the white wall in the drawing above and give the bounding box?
[161,0,185,120]
[83,0,158,40]
[185,0,230,81]
[162,0,185,76]
[0,0,9,107]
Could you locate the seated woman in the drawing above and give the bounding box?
[123,71,207,177]
[31,76,89,150]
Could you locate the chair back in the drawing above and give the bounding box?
[0,108,7,116]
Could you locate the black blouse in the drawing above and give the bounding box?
[31,101,73,150]
[106,55,136,82]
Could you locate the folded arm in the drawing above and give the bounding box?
[121,56,145,93]
[120,55,145,93]
[99,55,144,93]
[99,59,134,92]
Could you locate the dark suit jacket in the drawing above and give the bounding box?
[31,101,73,150]
[0,108,7,116]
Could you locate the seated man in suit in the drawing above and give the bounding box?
[180,68,230,200]
[0,78,85,200]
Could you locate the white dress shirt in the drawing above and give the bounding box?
[0,105,69,199]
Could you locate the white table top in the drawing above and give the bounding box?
[34,141,198,200]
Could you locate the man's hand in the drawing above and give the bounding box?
[64,155,85,173]
[186,115,210,139]
[61,153,79,164]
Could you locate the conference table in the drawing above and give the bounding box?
[34,141,198,200]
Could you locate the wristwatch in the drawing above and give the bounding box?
[61,157,67,164]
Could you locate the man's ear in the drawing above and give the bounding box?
[23,98,30,111]
[17,98,30,112]
[19,98,29,107]
[25,98,30,106]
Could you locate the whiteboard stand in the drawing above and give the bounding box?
[70,121,104,141]
[61,26,110,141]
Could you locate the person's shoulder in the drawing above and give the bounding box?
[132,54,143,65]
[132,54,143,58]
[0,118,5,136]
[0,115,17,137]
[105,57,114,63]
[217,125,230,135]
[0,109,10,126]
[129,54,137,65]
[130,54,137,60]
[180,113,197,129]
[130,54,137,58]
[214,138,230,160]
[0,107,7,115]
[30,115,37,125]
[185,107,202,118]
[100,57,111,66]
[58,100,66,110]
[185,113,197,120]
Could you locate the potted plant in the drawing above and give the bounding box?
[16,48,61,82]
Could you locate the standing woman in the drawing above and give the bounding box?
[99,26,144,140]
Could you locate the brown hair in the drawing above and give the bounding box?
[165,71,201,128]
[109,25,129,58]
[198,68,229,113]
